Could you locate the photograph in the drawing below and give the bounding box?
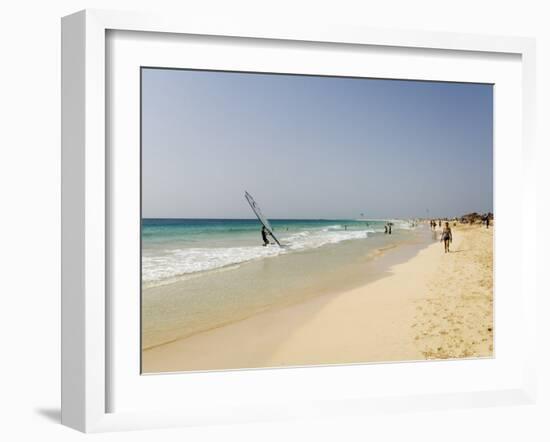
[140,68,494,374]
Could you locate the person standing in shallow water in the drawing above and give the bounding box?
[441,221,452,253]
[261,226,270,246]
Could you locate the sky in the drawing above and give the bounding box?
[141,68,493,219]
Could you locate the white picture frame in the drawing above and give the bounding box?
[61,9,537,433]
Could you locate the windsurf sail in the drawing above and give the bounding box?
[244,191,282,246]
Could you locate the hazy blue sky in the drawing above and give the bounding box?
[142,68,493,219]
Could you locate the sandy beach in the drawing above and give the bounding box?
[142,223,493,373]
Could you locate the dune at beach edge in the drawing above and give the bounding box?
[142,223,493,373]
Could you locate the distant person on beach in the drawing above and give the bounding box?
[485,216,490,228]
[441,222,452,253]
[388,224,392,235]
[261,226,270,246]
[438,219,441,228]
[384,225,388,234]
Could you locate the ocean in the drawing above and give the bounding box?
[141,218,423,349]
[142,218,416,286]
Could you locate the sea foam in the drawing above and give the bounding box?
[142,225,379,285]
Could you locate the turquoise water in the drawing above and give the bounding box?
[142,218,412,286]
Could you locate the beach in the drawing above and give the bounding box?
[142,222,493,373]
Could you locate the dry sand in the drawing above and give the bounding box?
[142,223,493,373]
[413,224,494,359]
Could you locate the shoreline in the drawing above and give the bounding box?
[142,224,493,373]
[141,226,429,350]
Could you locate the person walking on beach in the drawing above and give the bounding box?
[261,226,270,246]
[384,225,388,234]
[441,221,452,253]
[485,216,490,228]
[388,223,392,235]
